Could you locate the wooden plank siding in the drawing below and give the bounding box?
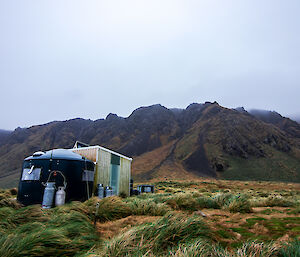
[71,147,98,162]
[70,146,132,196]
[95,148,111,191]
[119,158,131,196]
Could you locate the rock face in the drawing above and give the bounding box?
[1,102,300,187]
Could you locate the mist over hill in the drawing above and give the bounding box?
[0,129,12,145]
[290,114,300,124]
[1,102,300,188]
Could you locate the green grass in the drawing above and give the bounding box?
[0,205,99,256]
[86,196,132,222]
[278,239,300,257]
[0,180,299,256]
[126,197,170,216]
[98,213,213,256]
[220,147,300,183]
[230,227,255,238]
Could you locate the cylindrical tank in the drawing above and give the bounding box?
[105,186,113,197]
[55,186,66,206]
[42,182,56,209]
[97,184,104,199]
[17,149,95,206]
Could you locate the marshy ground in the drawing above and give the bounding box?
[0,179,299,256]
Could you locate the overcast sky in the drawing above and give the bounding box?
[0,0,299,130]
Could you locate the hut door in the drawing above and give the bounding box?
[110,154,120,195]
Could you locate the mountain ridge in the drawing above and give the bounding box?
[1,102,300,187]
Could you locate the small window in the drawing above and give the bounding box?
[82,170,94,182]
[21,167,41,181]
[144,186,152,193]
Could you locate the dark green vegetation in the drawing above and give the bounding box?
[0,179,299,256]
[1,102,300,188]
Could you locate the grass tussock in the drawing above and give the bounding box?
[0,205,99,257]
[0,198,21,209]
[87,196,132,222]
[127,198,170,216]
[168,239,230,257]
[261,196,295,207]
[166,193,219,211]
[213,193,252,213]
[0,189,20,209]
[214,192,235,207]
[164,240,278,257]
[0,190,12,200]
[278,239,300,257]
[235,241,278,257]
[226,194,253,213]
[99,213,212,256]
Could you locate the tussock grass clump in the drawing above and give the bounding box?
[127,198,170,216]
[278,239,300,257]
[226,194,252,213]
[195,196,220,209]
[0,189,20,209]
[86,196,132,222]
[167,240,279,257]
[0,190,12,200]
[251,196,296,208]
[0,204,99,257]
[5,205,51,227]
[100,213,212,256]
[214,192,235,207]
[136,192,172,204]
[166,240,278,257]
[166,193,199,211]
[167,239,231,257]
[263,196,295,207]
[166,193,219,211]
[235,241,277,257]
[54,201,90,216]
[0,198,21,209]
[0,207,14,220]
[213,193,252,213]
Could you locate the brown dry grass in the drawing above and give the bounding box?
[132,141,176,175]
[96,215,159,239]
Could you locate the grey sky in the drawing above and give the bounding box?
[0,0,299,130]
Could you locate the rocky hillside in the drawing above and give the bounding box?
[1,102,300,187]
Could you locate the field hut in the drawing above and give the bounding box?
[71,141,132,197]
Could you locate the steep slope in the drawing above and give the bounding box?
[0,119,94,187]
[249,109,300,140]
[0,102,300,187]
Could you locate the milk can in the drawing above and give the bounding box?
[97,184,104,199]
[55,186,66,206]
[105,186,113,197]
[42,182,56,209]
